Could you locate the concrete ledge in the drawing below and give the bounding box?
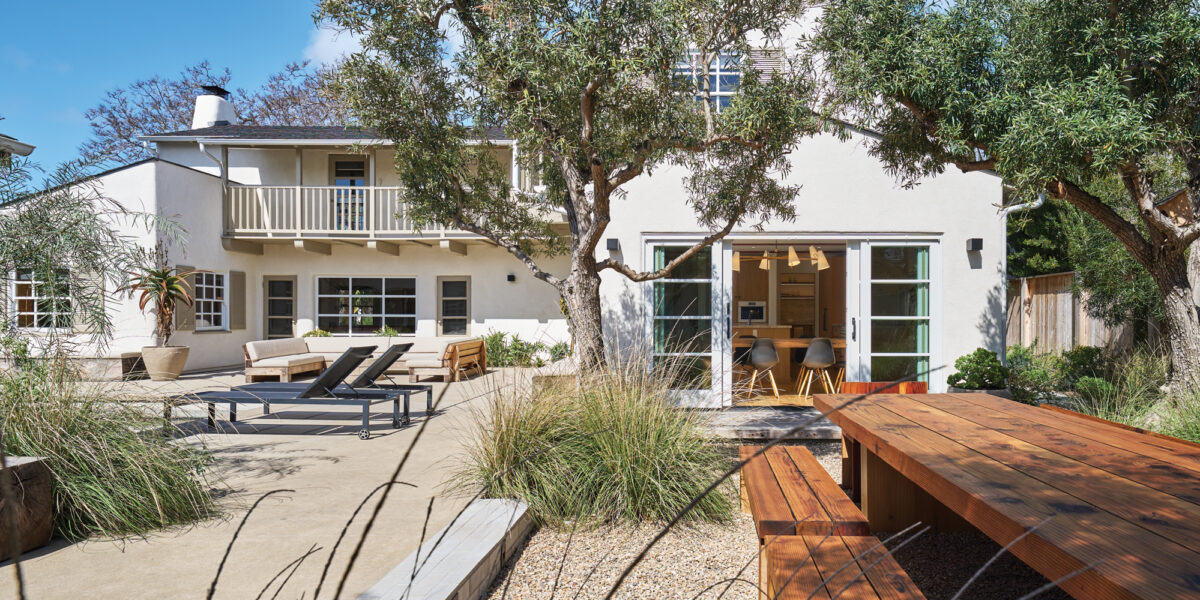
[706,407,842,440]
[359,498,532,600]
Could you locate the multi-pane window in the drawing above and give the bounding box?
[11,269,71,329]
[194,272,227,331]
[317,277,416,335]
[869,246,931,383]
[674,52,740,112]
[651,246,713,389]
[438,277,470,336]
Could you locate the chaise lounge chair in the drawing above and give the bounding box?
[185,346,413,439]
[234,344,437,417]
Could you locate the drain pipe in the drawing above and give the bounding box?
[1000,192,1046,362]
[197,142,224,178]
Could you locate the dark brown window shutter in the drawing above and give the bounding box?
[229,270,246,330]
[176,265,196,331]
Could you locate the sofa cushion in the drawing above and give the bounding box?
[251,353,326,368]
[246,338,309,362]
[404,356,447,369]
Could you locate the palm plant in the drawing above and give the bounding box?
[124,264,195,346]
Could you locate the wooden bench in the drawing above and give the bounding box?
[765,535,926,599]
[740,445,869,538]
[408,338,488,383]
[242,339,326,383]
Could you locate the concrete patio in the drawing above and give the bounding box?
[0,368,521,600]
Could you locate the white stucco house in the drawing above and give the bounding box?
[8,75,1005,406]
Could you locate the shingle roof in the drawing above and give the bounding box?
[142,124,509,141]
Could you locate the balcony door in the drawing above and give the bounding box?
[329,155,367,231]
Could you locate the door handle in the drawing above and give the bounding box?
[851,317,857,341]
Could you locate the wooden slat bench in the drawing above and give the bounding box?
[408,338,488,383]
[766,535,926,599]
[740,445,869,538]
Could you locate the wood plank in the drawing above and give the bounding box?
[840,536,927,600]
[1040,404,1200,450]
[946,393,1200,469]
[767,537,834,600]
[802,535,882,599]
[784,446,868,535]
[813,395,1200,600]
[740,446,797,537]
[763,447,828,534]
[883,396,1200,554]
[915,395,1200,504]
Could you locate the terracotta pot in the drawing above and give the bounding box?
[141,346,190,381]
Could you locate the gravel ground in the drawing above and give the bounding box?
[489,440,1071,600]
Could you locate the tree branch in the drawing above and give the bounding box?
[449,215,562,288]
[597,211,742,281]
[1048,178,1154,266]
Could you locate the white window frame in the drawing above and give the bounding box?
[675,52,741,112]
[315,276,417,336]
[437,276,471,336]
[9,268,72,331]
[193,271,229,332]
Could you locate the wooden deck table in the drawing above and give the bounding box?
[812,392,1200,600]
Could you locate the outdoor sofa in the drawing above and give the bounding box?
[242,335,486,383]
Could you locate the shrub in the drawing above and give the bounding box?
[1006,345,1058,405]
[1159,396,1200,444]
[483,330,559,367]
[457,356,733,526]
[374,325,400,336]
[548,341,570,362]
[0,351,216,539]
[1068,346,1165,427]
[1075,376,1116,404]
[302,328,332,338]
[1061,346,1112,387]
[947,348,1007,390]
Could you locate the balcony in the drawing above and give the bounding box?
[224,184,467,240]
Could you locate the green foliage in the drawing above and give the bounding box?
[122,253,196,347]
[947,348,1007,390]
[373,325,400,336]
[0,349,216,538]
[483,330,551,367]
[1159,397,1200,444]
[1075,376,1116,405]
[1006,201,1073,278]
[456,355,733,526]
[1005,345,1060,405]
[548,341,570,363]
[302,328,332,338]
[1060,346,1112,387]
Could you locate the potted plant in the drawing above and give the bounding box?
[124,261,196,381]
[947,347,1012,398]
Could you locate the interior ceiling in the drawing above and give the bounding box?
[732,242,846,253]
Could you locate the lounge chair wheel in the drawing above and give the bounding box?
[358,429,370,440]
[392,418,404,428]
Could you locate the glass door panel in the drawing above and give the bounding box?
[651,246,713,390]
[868,245,932,384]
[264,277,296,339]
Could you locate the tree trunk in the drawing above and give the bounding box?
[562,254,607,372]
[1150,253,1200,393]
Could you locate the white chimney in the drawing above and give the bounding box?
[191,85,237,129]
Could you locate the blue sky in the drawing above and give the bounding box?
[1,0,358,171]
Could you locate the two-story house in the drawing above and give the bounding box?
[11,81,1005,406]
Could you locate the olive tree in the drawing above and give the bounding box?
[815,0,1200,389]
[320,0,818,369]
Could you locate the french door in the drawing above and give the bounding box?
[647,242,730,407]
[846,240,941,390]
[264,276,297,339]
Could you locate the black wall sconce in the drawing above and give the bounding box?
[506,273,516,282]
[606,238,621,252]
[966,238,984,252]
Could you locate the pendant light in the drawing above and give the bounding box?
[759,251,771,270]
[732,250,741,272]
[787,246,801,267]
[809,245,830,270]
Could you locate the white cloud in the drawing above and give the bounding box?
[303,23,362,65]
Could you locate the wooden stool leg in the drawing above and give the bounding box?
[801,369,814,398]
[792,365,808,394]
[834,366,845,390]
[767,371,780,399]
[749,370,759,396]
[822,369,836,394]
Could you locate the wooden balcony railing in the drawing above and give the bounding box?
[224,185,462,239]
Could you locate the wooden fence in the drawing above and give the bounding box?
[1006,272,1133,353]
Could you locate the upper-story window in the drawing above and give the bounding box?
[675,52,741,112]
[10,269,72,330]
[194,272,228,331]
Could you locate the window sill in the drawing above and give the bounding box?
[192,328,231,334]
